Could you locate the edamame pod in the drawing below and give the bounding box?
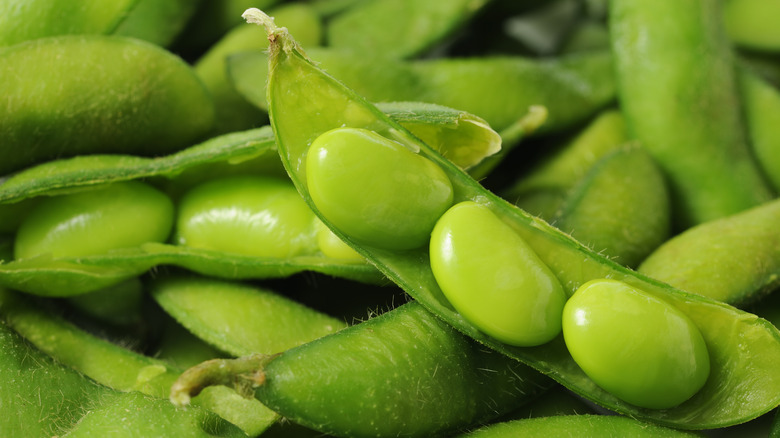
[457,415,699,438]
[609,0,773,229]
[638,198,780,306]
[0,0,139,46]
[739,69,780,192]
[723,0,780,52]
[173,302,551,438]
[248,10,780,428]
[227,47,616,132]
[150,275,346,357]
[0,35,215,175]
[326,0,490,59]
[504,109,627,220]
[195,2,322,134]
[0,321,108,437]
[112,0,201,48]
[552,144,670,268]
[0,288,277,437]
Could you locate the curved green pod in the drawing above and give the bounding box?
[150,275,347,357]
[173,302,551,438]
[194,2,322,134]
[609,0,773,229]
[457,415,699,438]
[552,144,670,268]
[248,10,780,428]
[0,0,139,46]
[61,391,245,438]
[504,109,627,220]
[326,0,490,59]
[638,198,780,307]
[113,0,202,48]
[0,288,277,437]
[0,35,215,175]
[739,69,780,193]
[227,47,616,132]
[723,0,780,52]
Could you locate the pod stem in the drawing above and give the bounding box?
[242,8,305,57]
[170,354,278,407]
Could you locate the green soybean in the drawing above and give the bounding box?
[0,0,139,46]
[173,302,551,438]
[458,415,700,438]
[638,198,780,306]
[306,127,454,250]
[0,35,215,175]
[249,10,780,427]
[150,275,346,357]
[430,201,566,346]
[176,176,318,258]
[562,279,710,410]
[14,181,173,260]
[552,144,670,268]
[609,0,773,229]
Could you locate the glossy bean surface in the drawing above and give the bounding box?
[430,201,566,346]
[306,127,454,250]
[562,279,710,410]
[14,181,174,260]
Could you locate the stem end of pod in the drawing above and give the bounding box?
[170,354,278,407]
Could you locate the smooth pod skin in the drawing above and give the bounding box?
[739,69,780,193]
[638,198,780,306]
[0,35,215,175]
[150,275,346,357]
[429,201,566,346]
[562,279,710,410]
[14,181,173,260]
[306,127,454,250]
[176,176,318,258]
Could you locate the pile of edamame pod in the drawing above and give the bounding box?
[1,0,780,436]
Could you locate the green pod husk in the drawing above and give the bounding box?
[457,415,699,438]
[0,0,139,46]
[552,144,671,268]
[173,302,552,438]
[609,0,773,229]
[0,287,277,437]
[638,198,780,307]
[0,35,215,176]
[227,47,616,133]
[250,10,780,429]
[326,0,491,59]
